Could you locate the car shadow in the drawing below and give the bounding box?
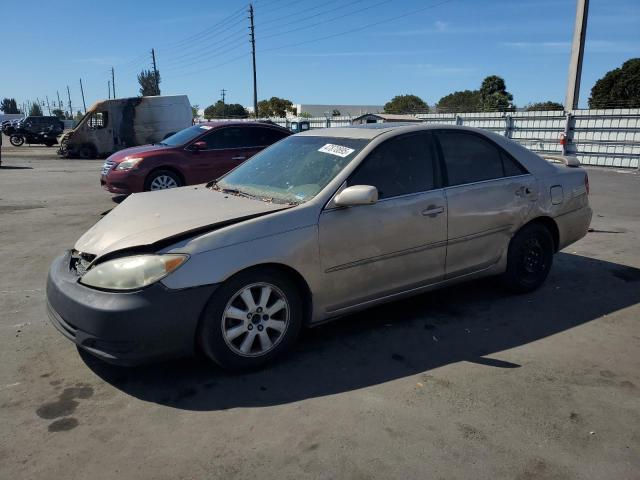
[0,165,33,170]
[81,253,640,411]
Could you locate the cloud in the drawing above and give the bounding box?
[501,40,640,54]
[382,22,509,36]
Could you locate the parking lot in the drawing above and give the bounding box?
[1,139,639,479]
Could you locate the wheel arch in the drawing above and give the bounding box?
[520,216,560,252]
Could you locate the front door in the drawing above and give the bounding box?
[318,131,447,313]
[434,129,537,277]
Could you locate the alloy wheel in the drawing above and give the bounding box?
[150,175,178,190]
[221,282,289,357]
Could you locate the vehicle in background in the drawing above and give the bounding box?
[8,116,64,147]
[58,95,191,159]
[47,124,592,369]
[100,121,291,194]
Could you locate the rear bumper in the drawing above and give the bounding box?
[556,205,593,250]
[46,251,217,366]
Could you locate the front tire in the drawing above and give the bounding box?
[144,170,183,191]
[9,135,24,146]
[503,223,554,293]
[197,268,303,370]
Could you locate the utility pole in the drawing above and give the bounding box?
[45,96,51,115]
[111,67,116,99]
[151,48,160,95]
[565,0,589,110]
[67,85,73,119]
[249,4,258,118]
[57,90,62,110]
[79,78,87,113]
[221,88,226,117]
[108,81,111,99]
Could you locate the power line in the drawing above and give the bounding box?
[260,0,458,55]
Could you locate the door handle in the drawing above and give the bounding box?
[232,156,246,160]
[515,186,532,197]
[421,206,444,217]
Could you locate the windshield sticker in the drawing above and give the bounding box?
[199,125,213,130]
[318,143,355,158]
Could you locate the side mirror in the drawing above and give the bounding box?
[192,141,207,151]
[334,185,378,207]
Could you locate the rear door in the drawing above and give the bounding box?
[434,129,536,277]
[318,131,447,312]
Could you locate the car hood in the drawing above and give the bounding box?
[75,186,289,258]
[107,144,172,162]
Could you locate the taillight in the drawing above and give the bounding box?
[585,173,589,195]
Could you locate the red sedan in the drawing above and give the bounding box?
[100,122,291,194]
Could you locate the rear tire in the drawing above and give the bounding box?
[197,268,303,370]
[503,223,554,293]
[144,170,183,191]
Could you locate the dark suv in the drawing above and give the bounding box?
[21,116,64,134]
[100,122,291,194]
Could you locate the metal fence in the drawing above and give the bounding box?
[212,108,640,169]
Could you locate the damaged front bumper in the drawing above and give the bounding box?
[46,251,217,366]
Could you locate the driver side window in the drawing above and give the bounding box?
[88,112,108,129]
[348,132,437,199]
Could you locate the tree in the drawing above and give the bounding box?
[257,97,296,117]
[436,90,481,113]
[525,101,564,111]
[73,110,84,122]
[191,104,200,120]
[203,101,248,119]
[299,112,312,118]
[589,58,640,109]
[479,75,513,111]
[29,103,43,116]
[137,69,161,96]
[332,109,341,116]
[51,108,65,118]
[1,98,19,113]
[383,94,428,114]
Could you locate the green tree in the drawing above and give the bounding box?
[383,94,428,114]
[51,108,65,118]
[29,103,43,116]
[332,109,341,116]
[204,101,248,119]
[137,69,161,96]
[479,75,513,111]
[299,112,312,118]
[588,58,640,109]
[436,90,481,113]
[73,110,84,122]
[257,97,296,117]
[1,98,19,113]
[525,101,564,111]
[191,104,200,120]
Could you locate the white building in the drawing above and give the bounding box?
[290,104,384,118]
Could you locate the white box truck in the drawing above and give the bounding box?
[58,95,192,158]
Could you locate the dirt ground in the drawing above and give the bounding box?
[1,140,639,479]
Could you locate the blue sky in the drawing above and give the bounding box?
[1,0,638,112]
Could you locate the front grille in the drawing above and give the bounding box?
[70,250,96,277]
[101,159,116,175]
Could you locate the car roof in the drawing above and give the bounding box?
[295,122,450,139]
[198,121,289,131]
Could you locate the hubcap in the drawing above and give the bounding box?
[150,175,178,190]
[221,282,289,357]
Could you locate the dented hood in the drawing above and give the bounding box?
[75,186,288,258]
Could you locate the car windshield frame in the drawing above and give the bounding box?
[160,125,211,147]
[215,135,370,205]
